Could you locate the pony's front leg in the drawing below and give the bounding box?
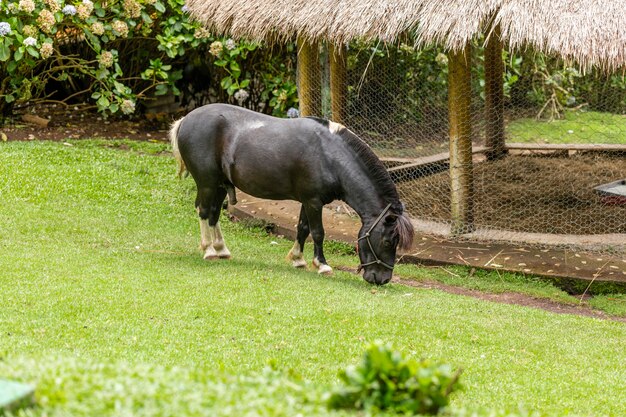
[287,205,309,268]
[303,203,333,275]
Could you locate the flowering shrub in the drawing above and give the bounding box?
[0,0,299,119]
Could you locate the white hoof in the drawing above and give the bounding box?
[313,258,333,275]
[317,264,333,275]
[216,247,231,259]
[203,246,218,260]
[287,247,306,268]
[292,258,307,268]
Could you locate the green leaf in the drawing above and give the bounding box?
[4,94,15,103]
[155,84,168,96]
[220,76,232,90]
[97,96,110,108]
[229,61,240,72]
[95,68,109,80]
[141,11,153,24]
[13,48,23,62]
[26,46,39,58]
[0,43,10,62]
[239,79,250,88]
[154,1,166,12]
[214,59,227,67]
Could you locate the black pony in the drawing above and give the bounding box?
[170,104,413,285]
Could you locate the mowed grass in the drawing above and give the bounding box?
[1,140,626,417]
[507,110,626,144]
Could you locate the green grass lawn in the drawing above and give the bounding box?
[1,140,626,416]
[507,110,626,144]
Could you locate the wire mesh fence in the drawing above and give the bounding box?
[299,40,626,259]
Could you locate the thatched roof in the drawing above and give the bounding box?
[186,0,626,70]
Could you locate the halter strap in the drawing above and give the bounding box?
[357,203,394,272]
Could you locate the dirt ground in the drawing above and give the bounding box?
[1,104,172,142]
[398,154,626,235]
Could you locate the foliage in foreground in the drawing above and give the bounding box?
[329,341,462,415]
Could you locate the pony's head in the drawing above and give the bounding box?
[357,204,414,285]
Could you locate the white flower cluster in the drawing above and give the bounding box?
[112,20,129,37]
[23,36,37,47]
[286,107,300,118]
[22,24,38,38]
[194,27,210,39]
[91,21,104,35]
[0,22,11,36]
[123,0,141,18]
[98,50,114,68]
[40,42,54,59]
[62,4,77,15]
[209,41,222,56]
[120,99,135,115]
[18,0,36,13]
[44,0,61,12]
[77,0,94,19]
[234,89,249,103]
[37,9,56,33]
[224,39,236,50]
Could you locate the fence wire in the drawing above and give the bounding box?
[301,41,626,260]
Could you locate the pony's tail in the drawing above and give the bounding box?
[169,117,186,178]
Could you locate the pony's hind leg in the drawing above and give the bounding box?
[207,187,231,259]
[197,186,231,260]
[287,205,309,268]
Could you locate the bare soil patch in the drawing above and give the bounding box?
[398,154,626,235]
[1,105,171,142]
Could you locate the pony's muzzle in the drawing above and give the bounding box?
[362,269,392,286]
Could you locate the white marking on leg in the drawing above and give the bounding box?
[328,121,345,134]
[287,241,307,268]
[211,222,231,259]
[203,227,218,260]
[313,257,333,275]
[199,218,212,251]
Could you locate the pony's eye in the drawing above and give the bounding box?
[383,240,392,248]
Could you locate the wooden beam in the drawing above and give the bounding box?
[387,146,489,182]
[329,43,347,124]
[296,37,321,117]
[506,143,626,151]
[484,25,506,160]
[448,44,474,235]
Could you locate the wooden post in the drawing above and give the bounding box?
[448,44,474,235]
[297,36,321,117]
[484,25,506,160]
[329,43,347,124]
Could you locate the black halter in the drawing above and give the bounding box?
[357,203,394,272]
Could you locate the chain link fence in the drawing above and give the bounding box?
[301,41,626,259]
